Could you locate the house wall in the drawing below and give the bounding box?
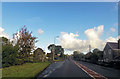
[113,49,120,59]
[103,43,113,62]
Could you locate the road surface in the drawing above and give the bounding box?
[38,59,120,79]
[77,60,120,79]
[49,59,91,78]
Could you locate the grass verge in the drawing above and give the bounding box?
[2,62,50,78]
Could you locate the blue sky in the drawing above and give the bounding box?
[2,2,118,54]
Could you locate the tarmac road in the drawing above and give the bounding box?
[42,59,92,79]
[38,59,120,79]
[77,60,120,79]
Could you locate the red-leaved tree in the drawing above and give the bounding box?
[13,26,37,64]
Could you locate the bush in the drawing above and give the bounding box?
[2,44,19,67]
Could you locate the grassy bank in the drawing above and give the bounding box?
[2,62,50,78]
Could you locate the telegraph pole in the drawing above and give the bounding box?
[52,45,55,61]
[89,45,91,52]
[53,36,59,61]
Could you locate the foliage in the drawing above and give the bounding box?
[59,50,64,57]
[73,48,103,63]
[73,51,84,60]
[47,44,56,51]
[48,44,64,55]
[84,48,103,63]
[47,44,64,60]
[46,53,53,61]
[33,48,46,62]
[2,37,19,67]
[1,37,8,45]
[13,26,37,64]
[55,46,64,55]
[90,48,100,63]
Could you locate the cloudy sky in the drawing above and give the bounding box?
[1,2,119,54]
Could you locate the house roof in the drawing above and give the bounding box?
[107,42,118,49]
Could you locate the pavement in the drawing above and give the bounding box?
[37,59,120,79]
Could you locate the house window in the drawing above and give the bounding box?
[109,49,112,54]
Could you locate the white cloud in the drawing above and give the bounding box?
[0,27,4,32]
[58,25,118,53]
[38,29,44,34]
[110,27,116,32]
[0,27,9,38]
[59,32,89,52]
[84,25,104,49]
[105,36,117,42]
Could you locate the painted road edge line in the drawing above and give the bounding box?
[75,61,95,79]
[72,60,108,79]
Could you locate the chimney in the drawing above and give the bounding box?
[118,39,120,49]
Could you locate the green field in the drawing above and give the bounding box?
[2,62,50,78]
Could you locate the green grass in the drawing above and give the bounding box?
[2,62,50,78]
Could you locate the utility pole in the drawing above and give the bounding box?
[53,36,59,61]
[52,45,55,61]
[89,45,91,52]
